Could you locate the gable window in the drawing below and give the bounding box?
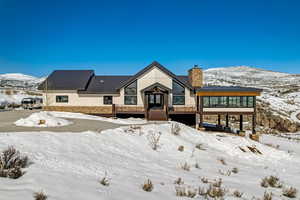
[103,96,113,105]
[124,80,137,105]
[172,81,185,105]
[56,95,68,103]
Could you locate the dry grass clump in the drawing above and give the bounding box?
[171,123,181,135]
[261,176,282,188]
[178,145,184,152]
[195,162,200,169]
[282,186,297,198]
[33,191,47,200]
[200,177,209,184]
[0,146,29,179]
[265,143,280,149]
[218,158,227,165]
[180,162,191,171]
[147,131,161,150]
[175,186,197,198]
[233,190,243,198]
[195,143,206,150]
[174,177,184,185]
[142,179,153,192]
[263,191,272,200]
[232,167,239,174]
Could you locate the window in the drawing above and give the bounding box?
[203,97,209,107]
[56,96,68,103]
[172,81,185,105]
[248,96,254,107]
[103,96,113,105]
[124,81,137,105]
[202,96,255,108]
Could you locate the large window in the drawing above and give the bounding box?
[124,81,137,105]
[202,96,255,108]
[103,96,113,105]
[56,96,68,103]
[172,81,185,105]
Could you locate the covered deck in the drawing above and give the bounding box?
[195,86,263,134]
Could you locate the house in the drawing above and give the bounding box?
[38,61,262,133]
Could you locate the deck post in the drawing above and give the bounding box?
[252,114,256,134]
[240,115,243,131]
[218,115,221,126]
[199,96,204,127]
[225,114,229,127]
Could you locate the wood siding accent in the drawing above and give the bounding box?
[43,106,112,114]
[196,91,261,96]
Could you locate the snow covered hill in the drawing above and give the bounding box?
[0,122,299,200]
[204,66,300,133]
[0,73,45,90]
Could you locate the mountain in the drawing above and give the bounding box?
[204,66,300,133]
[0,73,45,90]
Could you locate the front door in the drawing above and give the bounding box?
[148,94,163,110]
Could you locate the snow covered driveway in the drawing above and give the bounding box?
[0,123,299,200]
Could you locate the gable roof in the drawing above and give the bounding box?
[38,70,94,90]
[140,82,172,93]
[78,75,132,94]
[117,61,193,90]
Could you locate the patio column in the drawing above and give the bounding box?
[252,114,256,134]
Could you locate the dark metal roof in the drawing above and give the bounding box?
[38,70,94,90]
[196,86,263,92]
[117,61,193,90]
[78,75,132,94]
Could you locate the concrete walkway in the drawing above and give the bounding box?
[0,110,121,132]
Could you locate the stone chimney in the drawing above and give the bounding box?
[188,65,203,87]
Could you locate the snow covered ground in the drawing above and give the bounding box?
[0,122,299,200]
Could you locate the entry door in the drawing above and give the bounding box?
[148,94,163,109]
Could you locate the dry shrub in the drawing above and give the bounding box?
[195,163,200,169]
[212,178,222,187]
[206,184,226,198]
[282,186,297,198]
[218,169,231,176]
[201,177,209,184]
[263,191,272,200]
[233,190,243,198]
[174,177,184,185]
[265,143,280,149]
[218,158,227,165]
[180,162,190,171]
[0,146,29,179]
[171,123,181,135]
[232,167,239,174]
[261,176,282,188]
[142,179,153,192]
[33,191,47,200]
[195,143,206,150]
[175,186,197,198]
[147,131,161,150]
[5,90,12,95]
[178,145,184,152]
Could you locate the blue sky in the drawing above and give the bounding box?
[0,0,299,77]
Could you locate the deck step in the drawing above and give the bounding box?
[148,110,168,121]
